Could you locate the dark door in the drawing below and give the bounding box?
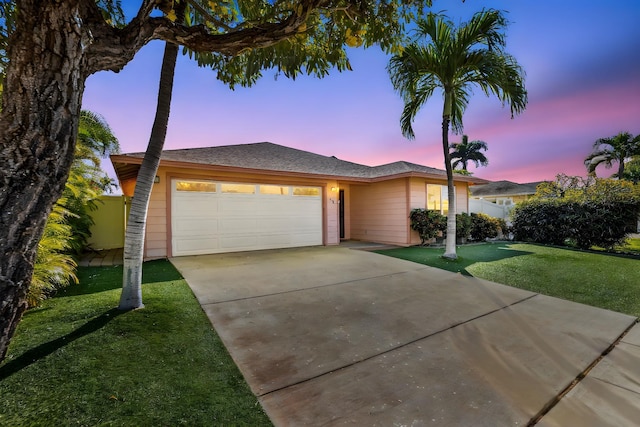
[339,189,345,239]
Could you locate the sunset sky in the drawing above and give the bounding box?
[82,0,640,185]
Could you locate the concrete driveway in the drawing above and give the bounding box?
[170,246,640,426]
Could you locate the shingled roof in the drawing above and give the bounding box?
[111,142,488,184]
[470,180,543,197]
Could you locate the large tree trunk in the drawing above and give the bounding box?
[0,1,93,360]
[119,41,179,310]
[441,93,457,260]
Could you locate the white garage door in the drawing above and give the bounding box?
[171,179,323,256]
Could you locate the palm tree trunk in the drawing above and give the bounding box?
[618,159,625,179]
[442,93,457,260]
[118,41,179,310]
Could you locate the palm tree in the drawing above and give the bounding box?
[584,132,640,178]
[388,10,527,259]
[118,40,179,310]
[450,135,488,171]
[118,0,188,310]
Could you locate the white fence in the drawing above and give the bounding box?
[469,199,513,220]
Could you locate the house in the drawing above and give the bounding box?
[111,142,487,259]
[469,180,543,219]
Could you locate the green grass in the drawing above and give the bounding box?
[0,260,271,426]
[377,243,640,317]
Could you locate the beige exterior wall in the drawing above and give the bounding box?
[127,163,475,258]
[455,182,469,213]
[350,178,410,245]
[325,180,340,246]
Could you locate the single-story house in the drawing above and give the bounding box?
[111,142,488,259]
[469,180,543,219]
[470,180,543,207]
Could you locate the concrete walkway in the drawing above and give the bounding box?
[78,248,123,267]
[170,246,640,426]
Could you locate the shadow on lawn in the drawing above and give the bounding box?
[61,259,184,297]
[377,243,533,276]
[0,308,123,381]
[0,261,184,379]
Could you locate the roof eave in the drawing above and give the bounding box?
[110,155,489,185]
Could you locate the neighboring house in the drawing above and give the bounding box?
[111,142,487,259]
[469,180,543,219]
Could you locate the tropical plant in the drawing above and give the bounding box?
[455,212,473,240]
[388,10,527,260]
[409,208,447,245]
[584,132,640,178]
[450,135,489,171]
[0,0,436,362]
[29,110,119,306]
[67,111,120,254]
[29,200,78,307]
[469,212,500,241]
[622,156,640,184]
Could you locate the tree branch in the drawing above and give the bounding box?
[85,0,328,74]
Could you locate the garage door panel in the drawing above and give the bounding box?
[256,217,293,232]
[173,198,219,217]
[173,236,220,254]
[291,232,323,245]
[172,179,322,256]
[173,218,219,236]
[219,198,260,215]
[220,218,259,234]
[219,235,259,250]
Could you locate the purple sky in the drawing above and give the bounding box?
[83,0,640,185]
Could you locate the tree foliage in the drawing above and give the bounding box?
[450,135,488,171]
[622,156,640,184]
[584,132,640,178]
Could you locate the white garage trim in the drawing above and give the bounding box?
[171,179,323,256]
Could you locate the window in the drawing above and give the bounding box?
[176,180,216,192]
[292,186,320,196]
[260,185,289,195]
[221,183,256,194]
[426,184,449,214]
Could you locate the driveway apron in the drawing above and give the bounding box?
[170,246,639,426]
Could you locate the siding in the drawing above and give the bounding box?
[350,179,409,245]
[144,175,168,259]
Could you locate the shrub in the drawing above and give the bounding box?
[511,175,640,249]
[456,212,473,239]
[30,202,78,307]
[409,208,447,245]
[470,213,500,241]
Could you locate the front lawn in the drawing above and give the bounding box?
[377,243,640,317]
[0,260,271,426]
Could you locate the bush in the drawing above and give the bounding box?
[456,212,473,240]
[469,213,501,241]
[511,176,640,249]
[409,208,447,245]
